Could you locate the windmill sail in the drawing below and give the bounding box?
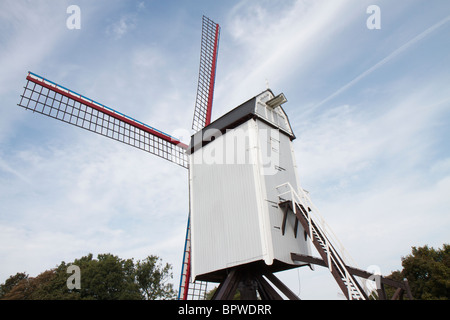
[179,16,220,301]
[178,216,209,300]
[191,16,220,132]
[18,72,188,168]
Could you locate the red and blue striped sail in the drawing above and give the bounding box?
[18,72,188,168]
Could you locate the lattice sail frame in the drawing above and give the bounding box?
[18,72,188,168]
[178,216,210,300]
[191,16,220,132]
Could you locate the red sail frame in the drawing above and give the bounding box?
[205,22,220,127]
[19,72,188,168]
[192,16,221,132]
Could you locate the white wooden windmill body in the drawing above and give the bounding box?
[189,90,311,281]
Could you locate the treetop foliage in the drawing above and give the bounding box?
[1,244,448,300]
[0,253,176,300]
[386,243,449,300]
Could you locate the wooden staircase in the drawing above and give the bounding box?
[277,182,412,300]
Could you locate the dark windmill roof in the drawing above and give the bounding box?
[188,89,295,154]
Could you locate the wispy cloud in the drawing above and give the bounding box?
[0,2,65,93]
[312,14,450,111]
[0,136,188,278]
[0,157,31,184]
[297,91,450,190]
[214,0,359,114]
[107,14,137,39]
[105,1,149,40]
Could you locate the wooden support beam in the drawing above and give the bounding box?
[391,287,404,300]
[255,274,284,300]
[281,205,288,236]
[211,263,300,300]
[291,252,414,300]
[263,271,300,300]
[212,268,240,300]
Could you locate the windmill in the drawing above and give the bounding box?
[17,16,412,300]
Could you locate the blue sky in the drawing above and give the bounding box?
[0,0,449,299]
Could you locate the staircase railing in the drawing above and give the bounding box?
[276,182,368,300]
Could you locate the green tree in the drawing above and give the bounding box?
[0,270,68,300]
[0,272,28,298]
[74,253,142,300]
[135,255,176,300]
[386,244,449,300]
[0,253,177,300]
